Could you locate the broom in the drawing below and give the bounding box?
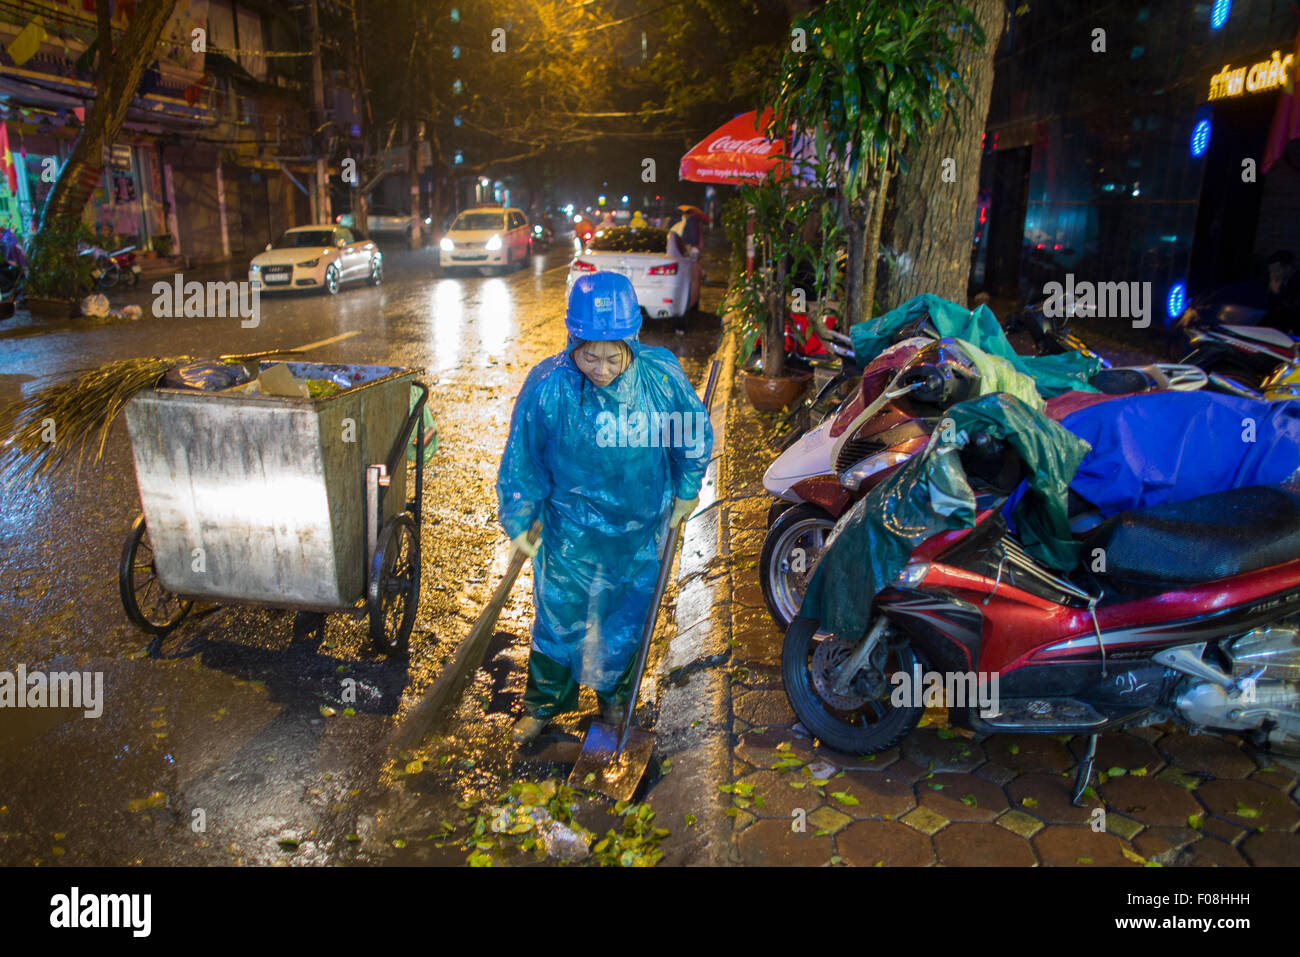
[0,348,319,490]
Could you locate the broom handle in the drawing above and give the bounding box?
[616,359,720,755]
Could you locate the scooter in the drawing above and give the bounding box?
[759,336,1207,627]
[80,243,143,290]
[782,430,1300,799]
[1175,289,1299,395]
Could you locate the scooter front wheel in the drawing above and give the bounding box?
[760,503,836,629]
[781,615,924,754]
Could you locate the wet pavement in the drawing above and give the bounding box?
[0,240,725,866]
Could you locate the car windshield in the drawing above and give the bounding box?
[453,212,505,231]
[588,227,669,254]
[274,230,334,248]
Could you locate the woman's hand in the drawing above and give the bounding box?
[511,529,541,558]
[669,496,699,528]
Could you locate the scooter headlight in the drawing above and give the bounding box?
[840,450,913,491]
[893,561,930,587]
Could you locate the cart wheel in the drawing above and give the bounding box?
[368,512,420,655]
[119,513,192,635]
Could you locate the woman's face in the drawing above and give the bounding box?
[574,340,630,387]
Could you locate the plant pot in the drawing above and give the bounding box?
[743,369,812,412]
[25,296,80,319]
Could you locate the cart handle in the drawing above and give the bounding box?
[378,380,430,526]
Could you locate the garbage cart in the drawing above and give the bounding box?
[117,360,429,655]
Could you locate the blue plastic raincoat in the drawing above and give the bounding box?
[497,335,713,700]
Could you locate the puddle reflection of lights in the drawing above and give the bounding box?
[478,279,514,359]
[432,280,464,373]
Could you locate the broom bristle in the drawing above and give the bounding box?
[0,355,193,490]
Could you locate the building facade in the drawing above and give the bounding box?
[976,0,1300,325]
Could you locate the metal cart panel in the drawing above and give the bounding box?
[124,363,416,607]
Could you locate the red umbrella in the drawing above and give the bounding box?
[679,109,784,184]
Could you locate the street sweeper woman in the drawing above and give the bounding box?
[496,271,713,744]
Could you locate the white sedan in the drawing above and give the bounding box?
[249,225,382,295]
[565,226,699,319]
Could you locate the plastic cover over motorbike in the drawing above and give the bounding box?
[1059,390,1300,515]
[953,338,1045,411]
[798,393,1091,641]
[849,294,1103,396]
[497,335,713,692]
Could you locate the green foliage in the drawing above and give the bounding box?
[590,801,670,867]
[771,0,984,202]
[25,221,97,300]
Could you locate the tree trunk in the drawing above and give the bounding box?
[876,0,1004,310]
[861,165,891,324]
[38,0,178,234]
[842,187,867,329]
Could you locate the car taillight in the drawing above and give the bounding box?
[648,263,677,276]
[572,260,597,273]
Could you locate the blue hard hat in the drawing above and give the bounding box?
[565,271,641,341]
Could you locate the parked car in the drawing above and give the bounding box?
[565,226,698,319]
[438,207,531,274]
[249,225,382,295]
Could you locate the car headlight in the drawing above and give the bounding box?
[485,234,502,251]
[440,237,454,252]
[298,257,320,267]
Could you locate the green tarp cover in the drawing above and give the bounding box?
[797,393,1093,641]
[849,294,1103,397]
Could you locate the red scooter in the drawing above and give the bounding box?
[782,433,1300,801]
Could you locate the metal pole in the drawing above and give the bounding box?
[308,0,331,223]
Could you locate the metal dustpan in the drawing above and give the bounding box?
[569,361,719,801]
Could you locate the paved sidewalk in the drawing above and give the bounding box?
[658,329,1300,867]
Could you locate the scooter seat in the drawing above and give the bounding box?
[1084,485,1300,589]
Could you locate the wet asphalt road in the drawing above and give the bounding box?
[0,243,724,865]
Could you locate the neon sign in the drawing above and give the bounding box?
[1208,50,1294,100]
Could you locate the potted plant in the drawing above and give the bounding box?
[724,168,843,412]
[151,233,174,257]
[23,222,97,318]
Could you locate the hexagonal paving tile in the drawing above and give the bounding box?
[1133,826,1201,864]
[1158,733,1258,779]
[1073,731,1164,777]
[1100,775,1205,828]
[900,806,949,836]
[1239,830,1300,866]
[737,770,822,819]
[1196,813,1248,846]
[735,729,814,768]
[1195,779,1300,832]
[916,772,1007,823]
[837,820,936,867]
[826,768,918,820]
[810,744,902,771]
[996,810,1045,839]
[736,818,833,866]
[1183,837,1248,867]
[1033,824,1141,866]
[900,728,987,773]
[981,733,1074,773]
[1247,765,1298,793]
[733,688,797,727]
[807,805,853,834]
[1005,772,1093,824]
[933,821,1037,866]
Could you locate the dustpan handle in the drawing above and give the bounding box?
[616,359,720,755]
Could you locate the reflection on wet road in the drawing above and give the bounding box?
[0,245,723,865]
